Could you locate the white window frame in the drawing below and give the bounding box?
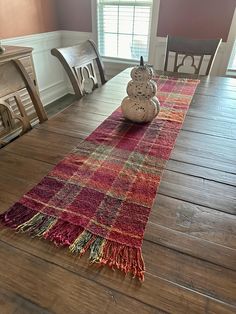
[222,7,236,76]
[228,39,236,71]
[226,8,236,76]
[92,0,160,65]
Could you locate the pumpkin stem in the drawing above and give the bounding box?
[140,56,144,67]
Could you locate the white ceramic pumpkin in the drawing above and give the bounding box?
[121,56,160,123]
[130,58,154,82]
[121,96,160,123]
[127,80,157,99]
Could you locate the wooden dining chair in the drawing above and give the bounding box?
[51,40,107,98]
[164,36,222,75]
[0,60,47,147]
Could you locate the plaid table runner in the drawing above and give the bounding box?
[0,75,199,280]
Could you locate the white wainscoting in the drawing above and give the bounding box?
[2,31,230,106]
[2,31,67,106]
[60,30,95,47]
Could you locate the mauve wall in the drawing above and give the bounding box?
[0,0,58,39]
[57,0,92,32]
[56,0,235,42]
[157,0,236,42]
[0,0,234,42]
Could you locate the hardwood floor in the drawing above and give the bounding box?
[0,69,235,313]
[45,94,77,118]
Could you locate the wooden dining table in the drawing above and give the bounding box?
[0,68,235,313]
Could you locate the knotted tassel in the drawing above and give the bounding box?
[70,230,96,256]
[44,220,84,246]
[0,204,37,229]
[17,213,57,237]
[89,237,106,263]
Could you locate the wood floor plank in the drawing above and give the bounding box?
[46,94,76,118]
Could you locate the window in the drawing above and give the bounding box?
[97,0,153,61]
[228,39,236,71]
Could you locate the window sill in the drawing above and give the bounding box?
[102,57,139,66]
[226,69,236,77]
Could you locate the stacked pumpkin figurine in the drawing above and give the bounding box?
[121,56,160,123]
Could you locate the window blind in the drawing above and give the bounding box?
[97,0,153,61]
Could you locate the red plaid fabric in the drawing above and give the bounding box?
[0,76,199,280]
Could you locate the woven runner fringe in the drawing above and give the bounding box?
[0,206,145,280]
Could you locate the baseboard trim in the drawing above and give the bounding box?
[40,81,69,106]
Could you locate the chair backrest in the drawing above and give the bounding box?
[164,36,222,75]
[0,60,47,146]
[51,40,107,98]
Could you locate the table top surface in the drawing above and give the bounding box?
[0,68,236,313]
